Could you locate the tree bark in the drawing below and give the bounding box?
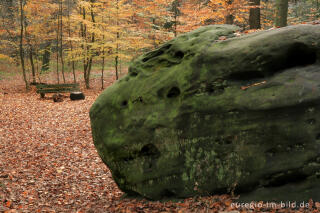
[29,47,36,84]
[115,30,120,80]
[101,17,105,90]
[174,13,177,37]
[115,0,120,80]
[19,0,29,90]
[101,50,105,90]
[80,7,87,86]
[59,0,66,83]
[41,42,51,72]
[275,0,288,27]
[249,0,261,29]
[35,51,42,83]
[85,57,93,89]
[172,0,180,37]
[23,19,36,84]
[68,0,76,83]
[81,1,95,89]
[115,55,119,80]
[86,1,95,88]
[56,14,60,84]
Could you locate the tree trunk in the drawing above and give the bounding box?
[170,0,180,37]
[115,0,120,80]
[72,60,76,83]
[101,53,105,90]
[115,55,119,80]
[19,0,29,90]
[82,1,95,89]
[101,17,105,90]
[35,51,42,83]
[249,0,261,29]
[56,17,60,84]
[23,16,36,84]
[41,42,51,72]
[87,1,95,88]
[174,15,177,37]
[120,56,122,76]
[68,0,76,83]
[59,0,66,83]
[80,6,87,86]
[29,47,36,84]
[275,0,288,27]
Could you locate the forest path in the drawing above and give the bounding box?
[0,88,124,212]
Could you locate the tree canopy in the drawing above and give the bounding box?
[0,0,319,89]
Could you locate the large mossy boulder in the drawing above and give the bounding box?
[90,24,320,201]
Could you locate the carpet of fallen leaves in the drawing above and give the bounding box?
[1,72,320,213]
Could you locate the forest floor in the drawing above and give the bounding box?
[1,69,320,213]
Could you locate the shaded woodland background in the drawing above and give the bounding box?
[0,0,319,89]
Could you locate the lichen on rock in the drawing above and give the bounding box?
[90,24,320,201]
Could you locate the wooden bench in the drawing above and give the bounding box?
[36,83,80,98]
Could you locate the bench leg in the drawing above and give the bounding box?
[40,93,45,98]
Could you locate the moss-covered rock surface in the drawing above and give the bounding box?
[90,24,320,201]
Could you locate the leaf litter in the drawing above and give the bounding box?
[0,76,320,213]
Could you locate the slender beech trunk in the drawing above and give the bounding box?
[29,48,36,84]
[72,59,76,83]
[56,14,60,84]
[81,2,95,89]
[41,42,51,72]
[80,7,86,84]
[115,0,119,80]
[19,0,29,90]
[275,0,288,27]
[101,17,105,90]
[86,1,95,88]
[35,51,42,83]
[24,18,36,84]
[81,7,89,88]
[172,0,180,37]
[86,57,93,89]
[101,49,105,90]
[115,54,119,80]
[249,0,261,29]
[115,31,119,80]
[59,0,66,83]
[68,0,76,83]
[120,56,122,76]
